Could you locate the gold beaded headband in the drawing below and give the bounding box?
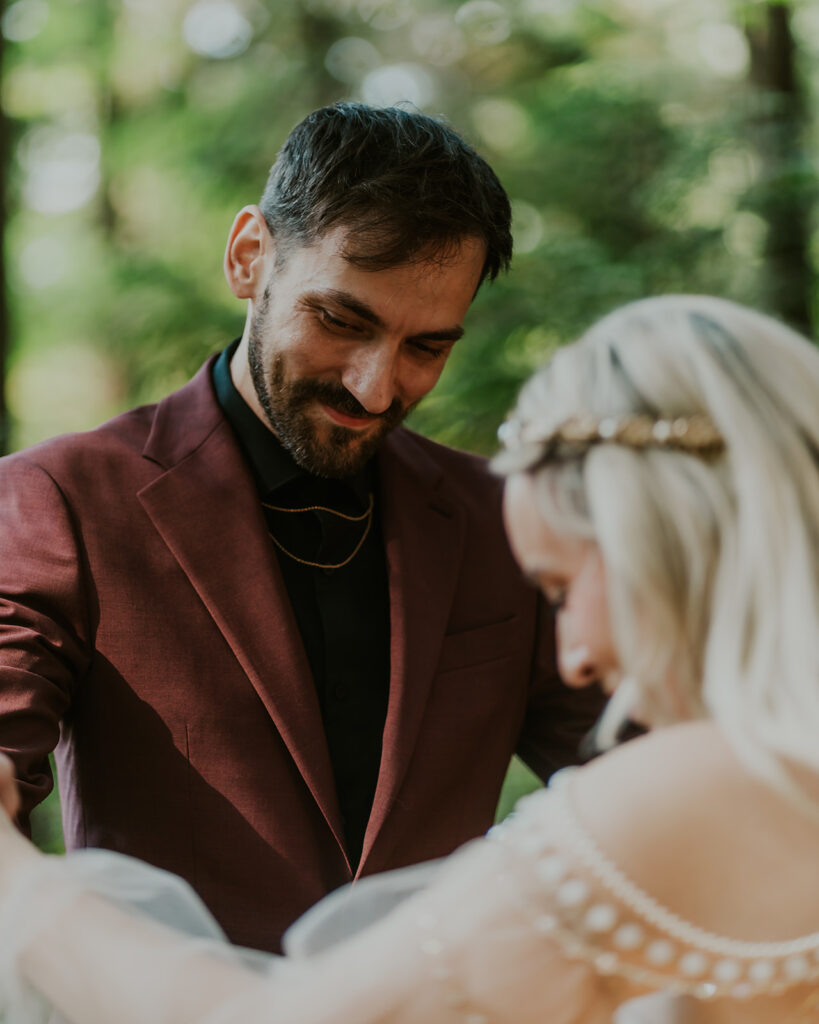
[497,413,725,459]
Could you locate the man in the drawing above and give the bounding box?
[0,103,602,953]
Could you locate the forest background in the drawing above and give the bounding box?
[0,0,816,852]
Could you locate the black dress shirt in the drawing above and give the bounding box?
[212,343,390,869]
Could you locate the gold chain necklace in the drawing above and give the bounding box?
[262,492,374,570]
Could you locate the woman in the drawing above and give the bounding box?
[0,293,817,1023]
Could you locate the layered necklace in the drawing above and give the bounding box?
[262,493,374,570]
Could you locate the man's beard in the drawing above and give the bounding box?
[247,289,410,478]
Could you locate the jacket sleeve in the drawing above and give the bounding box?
[0,456,92,832]
[515,594,607,781]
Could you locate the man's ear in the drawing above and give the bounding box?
[224,205,273,299]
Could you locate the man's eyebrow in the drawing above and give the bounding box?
[314,289,465,344]
[318,289,385,327]
[408,325,465,344]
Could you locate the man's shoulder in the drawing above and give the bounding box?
[4,401,158,475]
[383,429,506,543]
[387,428,496,488]
[3,357,219,480]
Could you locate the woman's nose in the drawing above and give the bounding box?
[559,644,599,688]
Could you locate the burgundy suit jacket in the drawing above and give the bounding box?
[0,358,601,951]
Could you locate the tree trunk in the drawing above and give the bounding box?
[745,1,814,337]
[0,10,10,455]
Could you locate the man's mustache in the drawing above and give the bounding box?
[293,379,405,425]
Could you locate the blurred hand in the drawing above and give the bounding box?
[0,752,21,823]
[0,753,40,893]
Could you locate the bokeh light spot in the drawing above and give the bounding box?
[361,63,435,108]
[410,14,466,66]
[724,212,767,259]
[472,98,530,152]
[511,200,544,255]
[183,0,253,59]
[19,128,101,216]
[325,37,381,85]
[1,0,48,43]
[9,343,124,448]
[698,22,749,79]
[358,0,411,32]
[455,1,510,46]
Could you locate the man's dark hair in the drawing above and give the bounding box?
[259,102,513,287]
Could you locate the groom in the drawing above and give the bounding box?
[0,103,602,952]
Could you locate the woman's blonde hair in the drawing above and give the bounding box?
[495,295,819,808]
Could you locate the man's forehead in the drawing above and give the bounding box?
[313,223,487,274]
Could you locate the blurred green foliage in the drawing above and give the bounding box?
[29,756,63,853]
[494,755,543,824]
[4,0,817,451]
[1,0,817,848]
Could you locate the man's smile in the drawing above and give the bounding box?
[318,401,382,431]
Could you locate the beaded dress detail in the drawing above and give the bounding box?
[478,769,819,1019]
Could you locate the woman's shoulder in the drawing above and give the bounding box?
[494,724,819,1007]
[566,721,819,941]
[572,719,733,825]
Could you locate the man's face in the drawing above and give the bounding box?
[245,225,485,477]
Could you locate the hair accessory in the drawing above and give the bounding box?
[498,413,724,460]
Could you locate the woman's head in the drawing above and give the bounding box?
[497,295,819,797]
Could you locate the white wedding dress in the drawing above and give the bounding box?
[1,770,817,1024]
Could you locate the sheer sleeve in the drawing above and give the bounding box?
[2,772,818,1024]
[0,850,278,1024]
[0,791,618,1024]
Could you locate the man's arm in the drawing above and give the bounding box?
[0,456,91,832]
[516,594,607,781]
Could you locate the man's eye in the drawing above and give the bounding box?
[321,309,357,331]
[409,340,448,360]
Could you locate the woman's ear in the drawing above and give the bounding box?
[224,205,273,299]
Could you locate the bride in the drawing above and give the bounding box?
[0,293,817,1023]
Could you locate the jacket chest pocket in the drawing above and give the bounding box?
[435,615,520,675]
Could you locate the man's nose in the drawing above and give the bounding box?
[340,342,399,415]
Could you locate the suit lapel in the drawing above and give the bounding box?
[137,366,345,850]
[359,431,465,868]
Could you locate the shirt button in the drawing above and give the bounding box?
[323,567,335,577]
